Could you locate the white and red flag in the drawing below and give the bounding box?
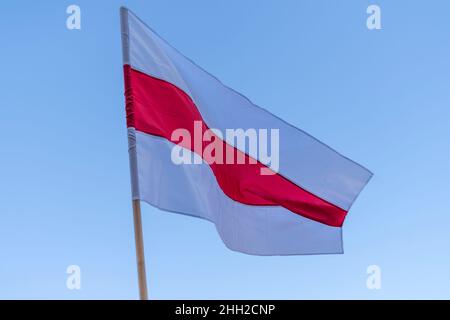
[120,8,372,255]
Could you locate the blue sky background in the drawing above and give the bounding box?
[1,0,450,299]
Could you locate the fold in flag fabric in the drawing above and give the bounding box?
[120,7,372,255]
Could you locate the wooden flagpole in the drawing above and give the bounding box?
[132,199,148,300]
[121,6,148,300]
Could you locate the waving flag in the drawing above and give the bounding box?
[120,8,372,255]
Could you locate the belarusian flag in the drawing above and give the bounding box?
[120,7,372,255]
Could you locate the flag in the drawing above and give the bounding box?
[120,7,372,255]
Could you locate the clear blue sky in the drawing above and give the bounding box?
[1,0,449,299]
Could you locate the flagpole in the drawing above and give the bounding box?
[121,6,148,300]
[132,199,148,300]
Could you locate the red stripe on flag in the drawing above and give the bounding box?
[124,65,347,227]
